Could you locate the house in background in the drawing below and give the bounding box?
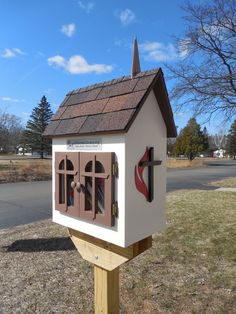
[16,144,32,156]
[213,149,226,158]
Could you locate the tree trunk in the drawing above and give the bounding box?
[188,152,194,161]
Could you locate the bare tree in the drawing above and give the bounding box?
[167,138,176,157]
[0,110,23,153]
[168,0,236,121]
[212,129,227,150]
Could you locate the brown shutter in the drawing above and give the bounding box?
[80,152,115,226]
[55,152,80,217]
[55,151,115,226]
[80,152,94,221]
[55,152,66,212]
[93,152,114,226]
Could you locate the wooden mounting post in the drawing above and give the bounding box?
[68,228,152,314]
[94,266,119,314]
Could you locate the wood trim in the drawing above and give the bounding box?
[69,228,152,270]
[153,71,177,137]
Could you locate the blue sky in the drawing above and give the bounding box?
[0,0,222,133]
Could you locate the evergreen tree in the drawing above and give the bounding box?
[173,118,206,160]
[226,120,236,160]
[23,96,53,158]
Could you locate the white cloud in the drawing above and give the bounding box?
[1,48,16,58]
[2,96,13,101]
[1,48,27,58]
[13,48,27,55]
[118,9,136,26]
[1,96,21,102]
[78,1,95,13]
[48,54,113,74]
[48,55,66,67]
[61,23,76,37]
[178,38,191,58]
[140,41,179,62]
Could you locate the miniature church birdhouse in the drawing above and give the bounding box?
[44,38,176,248]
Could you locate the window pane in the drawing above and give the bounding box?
[95,161,105,173]
[59,160,64,170]
[85,177,92,211]
[66,159,74,170]
[67,175,74,206]
[85,161,92,172]
[59,174,65,204]
[96,178,105,214]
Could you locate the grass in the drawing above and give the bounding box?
[0,188,236,313]
[209,177,236,188]
[121,189,236,313]
[166,158,208,168]
[0,158,52,183]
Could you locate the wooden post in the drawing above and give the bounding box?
[68,228,152,313]
[94,266,119,314]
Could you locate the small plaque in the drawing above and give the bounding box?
[67,138,102,150]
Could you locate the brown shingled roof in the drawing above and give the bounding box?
[44,68,176,138]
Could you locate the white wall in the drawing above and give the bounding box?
[124,90,167,246]
[52,134,126,247]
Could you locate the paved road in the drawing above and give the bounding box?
[167,159,236,192]
[0,159,236,229]
[0,181,52,229]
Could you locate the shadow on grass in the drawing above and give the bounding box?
[4,237,76,252]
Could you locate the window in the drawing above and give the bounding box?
[55,152,116,226]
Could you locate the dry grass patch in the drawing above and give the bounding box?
[209,176,236,188]
[166,158,206,168]
[0,159,52,183]
[0,190,236,313]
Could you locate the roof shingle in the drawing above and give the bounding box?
[79,110,135,134]
[44,68,177,138]
[61,98,108,120]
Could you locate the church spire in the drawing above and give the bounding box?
[131,37,141,78]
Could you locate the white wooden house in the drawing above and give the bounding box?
[44,40,176,247]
